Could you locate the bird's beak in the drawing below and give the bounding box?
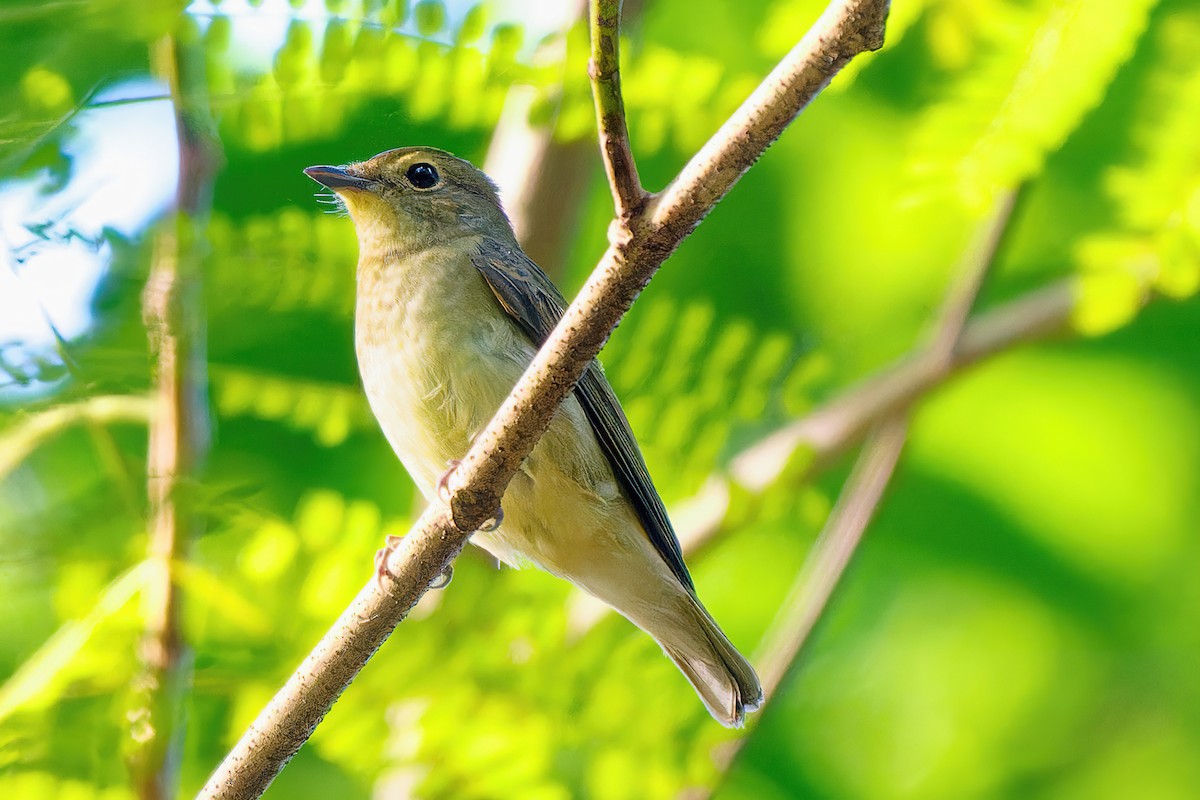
[304,165,374,192]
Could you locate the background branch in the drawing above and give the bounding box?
[128,31,220,800]
[697,188,1021,796]
[198,2,889,797]
[727,279,1070,495]
[484,0,594,280]
[655,277,1075,565]
[676,198,1056,557]
[756,417,910,698]
[484,91,596,281]
[755,188,1019,687]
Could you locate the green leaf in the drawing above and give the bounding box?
[911,0,1158,209]
[0,563,146,723]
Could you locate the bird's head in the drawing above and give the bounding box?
[304,147,514,254]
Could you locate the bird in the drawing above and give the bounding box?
[304,147,762,727]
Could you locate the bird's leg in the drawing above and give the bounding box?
[436,458,462,504]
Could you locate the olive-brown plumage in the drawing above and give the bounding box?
[305,147,762,726]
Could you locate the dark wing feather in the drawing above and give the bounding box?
[469,238,695,592]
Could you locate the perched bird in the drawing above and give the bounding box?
[305,147,762,726]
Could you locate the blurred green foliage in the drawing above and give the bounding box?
[2,0,1199,798]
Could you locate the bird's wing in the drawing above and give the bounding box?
[470,238,695,592]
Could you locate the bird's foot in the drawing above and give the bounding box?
[374,535,404,586]
[436,459,462,504]
[375,537,453,591]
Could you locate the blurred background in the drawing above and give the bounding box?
[1,0,1198,797]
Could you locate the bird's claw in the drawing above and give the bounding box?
[478,506,504,532]
[376,536,453,591]
[374,535,404,586]
[429,565,453,590]
[436,459,462,505]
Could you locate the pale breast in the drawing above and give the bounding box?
[354,243,534,494]
[353,240,637,574]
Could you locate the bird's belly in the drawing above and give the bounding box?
[472,443,631,572]
[358,318,637,573]
[358,316,525,495]
[354,264,655,587]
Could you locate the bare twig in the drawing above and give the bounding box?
[699,189,1023,796]
[678,197,1048,556]
[722,285,1071,495]
[759,415,910,698]
[128,32,220,800]
[199,3,889,797]
[589,0,645,217]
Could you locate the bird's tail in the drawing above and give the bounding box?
[653,594,763,728]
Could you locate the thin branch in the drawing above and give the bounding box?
[646,0,888,242]
[692,414,911,800]
[930,189,1021,360]
[725,281,1070,498]
[699,189,1021,795]
[759,415,910,698]
[128,31,220,800]
[199,3,889,797]
[761,188,1019,680]
[680,192,1040,554]
[589,0,645,217]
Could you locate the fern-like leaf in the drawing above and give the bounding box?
[911,0,1158,209]
[602,299,820,501]
[1074,8,1200,333]
[211,367,372,446]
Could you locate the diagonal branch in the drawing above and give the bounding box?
[758,415,910,698]
[671,216,1061,560]
[199,2,890,797]
[727,290,1069,499]
[647,0,887,242]
[700,189,1022,796]
[589,0,645,217]
[756,188,1020,689]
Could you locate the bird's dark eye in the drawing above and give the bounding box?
[405,162,440,189]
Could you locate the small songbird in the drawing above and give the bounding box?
[305,147,762,726]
